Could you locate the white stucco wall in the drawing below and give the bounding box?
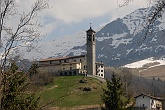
[136,95,151,109]
[96,64,104,78]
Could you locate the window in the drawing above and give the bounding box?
[74,71,76,75]
[93,35,95,41]
[64,60,66,63]
[84,65,86,69]
[74,60,76,62]
[80,59,82,61]
[69,72,72,76]
[101,65,103,68]
[101,70,103,72]
[101,74,103,76]
[70,64,72,66]
[63,68,65,70]
[88,35,91,41]
[70,67,72,70]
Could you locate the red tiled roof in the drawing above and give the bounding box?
[39,55,86,62]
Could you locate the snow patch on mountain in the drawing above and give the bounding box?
[122,8,149,34]
[98,54,107,58]
[111,33,131,48]
[124,57,165,68]
[97,37,110,42]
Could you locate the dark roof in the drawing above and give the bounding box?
[86,26,96,33]
[135,93,164,101]
[96,62,104,65]
[39,55,86,62]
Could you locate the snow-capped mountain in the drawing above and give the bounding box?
[57,7,165,67]
[32,7,165,67]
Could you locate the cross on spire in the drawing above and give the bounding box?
[90,23,92,29]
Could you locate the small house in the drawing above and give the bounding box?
[135,93,164,110]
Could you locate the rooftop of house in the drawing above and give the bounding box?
[135,93,164,101]
[39,55,86,62]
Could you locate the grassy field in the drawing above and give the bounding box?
[38,76,105,108]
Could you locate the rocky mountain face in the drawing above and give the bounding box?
[53,7,165,67]
[45,8,165,66]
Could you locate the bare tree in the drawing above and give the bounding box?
[0,0,49,71]
[0,0,49,109]
[120,68,132,97]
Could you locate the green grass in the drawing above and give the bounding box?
[38,76,105,108]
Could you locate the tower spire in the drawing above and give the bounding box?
[90,23,92,29]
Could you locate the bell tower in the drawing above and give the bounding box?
[86,25,96,75]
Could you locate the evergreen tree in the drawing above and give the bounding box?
[101,72,128,110]
[28,62,39,78]
[1,63,40,110]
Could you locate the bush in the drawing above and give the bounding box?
[79,87,92,92]
[31,72,54,86]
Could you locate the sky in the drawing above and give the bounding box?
[15,0,150,41]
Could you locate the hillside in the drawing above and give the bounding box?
[123,58,165,80]
[38,76,105,109]
[35,67,165,109]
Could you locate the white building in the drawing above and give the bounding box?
[38,55,105,78]
[38,26,105,78]
[39,55,87,76]
[96,62,104,78]
[135,94,164,110]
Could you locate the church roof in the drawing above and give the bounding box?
[86,26,96,33]
[39,55,86,62]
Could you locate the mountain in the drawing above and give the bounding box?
[32,7,165,67]
[55,7,165,67]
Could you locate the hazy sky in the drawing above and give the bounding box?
[15,0,150,41]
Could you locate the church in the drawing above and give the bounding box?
[38,26,105,78]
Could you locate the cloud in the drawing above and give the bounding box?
[44,0,148,24]
[13,0,149,33]
[40,22,57,36]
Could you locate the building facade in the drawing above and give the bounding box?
[38,55,105,78]
[135,94,164,110]
[39,55,87,76]
[38,26,104,78]
[96,62,104,78]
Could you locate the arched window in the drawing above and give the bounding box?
[88,35,91,41]
[93,35,95,41]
